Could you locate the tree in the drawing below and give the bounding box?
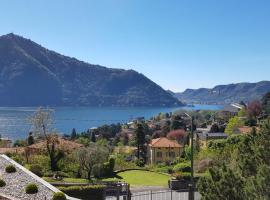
[167,129,187,144]
[27,132,34,145]
[119,132,129,145]
[71,128,77,140]
[90,131,96,143]
[262,92,270,114]
[209,123,219,133]
[30,108,64,171]
[198,165,246,200]
[246,100,262,119]
[75,144,109,180]
[135,123,146,165]
[198,122,270,200]
[225,116,244,135]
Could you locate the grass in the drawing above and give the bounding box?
[43,177,90,183]
[43,170,171,187]
[102,170,171,186]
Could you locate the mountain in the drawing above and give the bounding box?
[174,81,270,104]
[0,33,183,107]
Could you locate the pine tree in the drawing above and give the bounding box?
[135,123,146,166]
[27,132,34,145]
[91,132,96,143]
[71,128,77,140]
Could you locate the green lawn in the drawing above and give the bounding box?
[43,177,90,183]
[43,170,171,187]
[103,170,171,186]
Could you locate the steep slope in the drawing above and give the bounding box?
[174,81,270,104]
[0,33,182,107]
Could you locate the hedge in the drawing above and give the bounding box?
[58,185,105,200]
[173,162,191,173]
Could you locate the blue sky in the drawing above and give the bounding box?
[0,0,270,92]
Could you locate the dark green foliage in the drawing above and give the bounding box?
[29,164,44,177]
[5,165,16,173]
[198,122,270,200]
[209,123,219,133]
[71,128,77,140]
[25,183,38,194]
[262,92,270,114]
[173,162,191,173]
[58,185,105,200]
[13,139,27,147]
[244,164,270,200]
[103,156,115,176]
[90,132,96,143]
[0,179,6,187]
[52,192,67,200]
[135,123,147,166]
[170,119,185,130]
[207,140,226,150]
[173,172,191,181]
[198,165,246,200]
[27,132,34,145]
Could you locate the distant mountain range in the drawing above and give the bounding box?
[0,33,183,107]
[172,81,270,104]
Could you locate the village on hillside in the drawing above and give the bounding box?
[0,92,269,200]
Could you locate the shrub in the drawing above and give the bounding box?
[173,162,191,173]
[29,164,44,177]
[93,164,103,178]
[0,179,6,187]
[25,183,38,194]
[52,192,67,200]
[58,185,105,200]
[173,172,191,181]
[5,165,16,173]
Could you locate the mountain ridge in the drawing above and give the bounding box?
[173,81,270,104]
[0,33,183,107]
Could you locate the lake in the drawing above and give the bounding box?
[0,104,222,141]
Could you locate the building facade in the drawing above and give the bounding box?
[148,137,183,164]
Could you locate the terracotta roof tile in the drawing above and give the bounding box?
[150,137,182,148]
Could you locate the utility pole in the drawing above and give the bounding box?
[185,113,194,200]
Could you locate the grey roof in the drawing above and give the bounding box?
[198,132,228,140]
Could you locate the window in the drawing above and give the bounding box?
[157,152,162,158]
[169,152,175,158]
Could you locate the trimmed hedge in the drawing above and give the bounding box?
[52,192,67,200]
[0,179,6,187]
[5,165,16,173]
[29,164,44,177]
[25,183,39,194]
[173,162,191,173]
[58,185,105,200]
[173,172,191,181]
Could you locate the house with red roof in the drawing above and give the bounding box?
[147,137,183,164]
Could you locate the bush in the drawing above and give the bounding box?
[58,185,105,200]
[29,164,44,177]
[173,162,191,173]
[0,179,6,187]
[5,165,16,173]
[25,183,38,194]
[52,192,67,200]
[93,164,103,178]
[173,172,191,181]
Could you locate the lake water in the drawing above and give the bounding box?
[0,104,222,141]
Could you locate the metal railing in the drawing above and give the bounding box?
[106,190,201,200]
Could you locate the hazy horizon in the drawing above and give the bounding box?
[1,0,270,92]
